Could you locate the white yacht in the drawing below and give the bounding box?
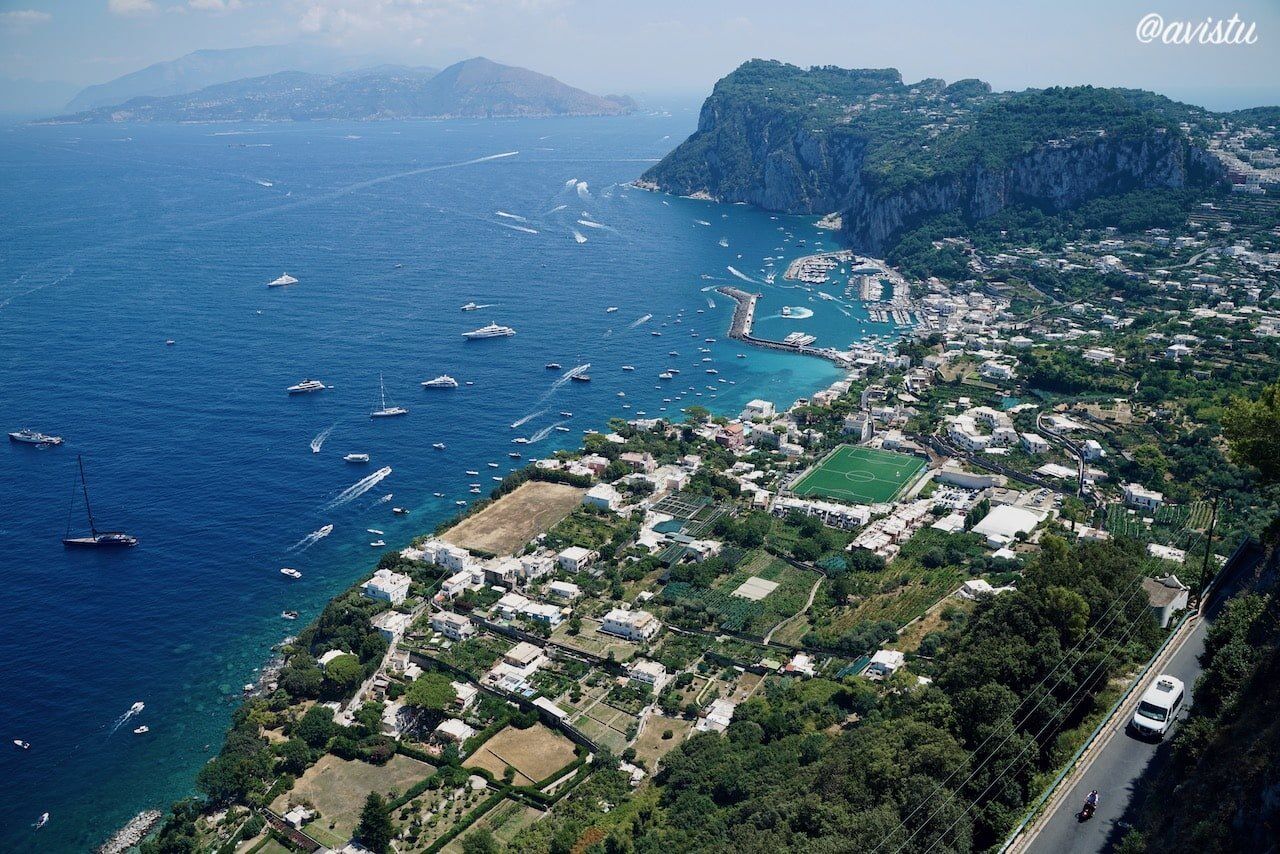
[267,273,298,287]
[369,540,385,548]
[433,442,446,450]
[422,375,459,389]
[13,739,30,750]
[605,306,618,313]
[460,302,481,311]
[370,374,408,418]
[133,726,149,735]
[463,322,516,339]
[8,428,62,446]
[465,469,479,476]
[659,372,673,380]
[129,701,145,715]
[622,365,635,371]
[280,567,302,579]
[344,453,370,463]
[287,379,326,395]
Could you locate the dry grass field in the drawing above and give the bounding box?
[443,481,584,555]
[271,753,434,844]
[463,723,578,786]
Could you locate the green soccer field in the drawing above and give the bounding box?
[790,445,925,505]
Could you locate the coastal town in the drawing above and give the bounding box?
[159,139,1280,853]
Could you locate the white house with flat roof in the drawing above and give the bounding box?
[601,608,660,641]
[741,399,776,421]
[556,546,598,573]
[1124,482,1164,512]
[627,659,669,690]
[430,611,474,641]
[1021,433,1051,455]
[584,482,623,512]
[371,610,412,643]
[362,569,412,605]
[971,505,1046,548]
[865,649,905,680]
[548,580,581,600]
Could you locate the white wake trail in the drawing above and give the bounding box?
[326,467,392,509]
[290,523,334,551]
[629,313,653,328]
[510,410,544,429]
[310,425,335,454]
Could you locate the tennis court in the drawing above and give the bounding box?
[790,445,925,505]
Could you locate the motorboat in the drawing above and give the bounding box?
[512,437,529,445]
[460,302,482,311]
[267,273,298,287]
[545,362,562,370]
[487,462,499,468]
[369,540,385,548]
[367,528,384,535]
[370,374,408,418]
[281,611,299,620]
[659,372,673,380]
[280,567,302,579]
[622,365,635,371]
[8,428,62,446]
[455,500,467,507]
[133,726,149,735]
[422,375,459,389]
[465,470,479,476]
[287,379,326,395]
[559,411,573,417]
[554,426,570,432]
[392,507,408,515]
[35,813,48,830]
[605,306,618,313]
[13,739,30,750]
[463,322,515,339]
[651,331,662,336]
[165,339,176,346]
[669,351,679,356]
[508,451,521,459]
[433,492,445,497]
[62,456,138,548]
[570,374,591,383]
[344,453,370,463]
[433,442,446,450]
[129,702,145,715]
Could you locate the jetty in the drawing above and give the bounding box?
[716,287,854,367]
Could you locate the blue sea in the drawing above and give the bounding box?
[0,112,879,850]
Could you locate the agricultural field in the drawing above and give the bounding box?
[662,551,817,637]
[271,754,435,848]
[442,481,585,556]
[560,681,638,754]
[444,799,546,853]
[462,723,578,787]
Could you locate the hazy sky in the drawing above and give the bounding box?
[2,0,1278,108]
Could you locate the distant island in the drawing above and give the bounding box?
[640,60,1277,253]
[44,57,635,124]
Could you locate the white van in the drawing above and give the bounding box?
[1130,674,1185,739]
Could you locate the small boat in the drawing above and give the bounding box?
[133,726,149,735]
[267,273,298,288]
[622,365,635,371]
[13,739,30,750]
[571,374,591,383]
[513,437,529,445]
[392,507,408,515]
[422,375,459,389]
[460,302,480,311]
[737,353,746,358]
[281,610,299,620]
[706,369,719,374]
[8,428,62,446]
[344,453,370,463]
[433,442,446,450]
[668,350,679,356]
[63,456,138,548]
[287,379,326,395]
[370,374,408,418]
[280,567,302,579]
[559,411,573,417]
[545,363,562,370]
[34,813,48,830]
[651,331,662,336]
[554,426,570,432]
[605,306,618,313]
[508,452,521,459]
[433,491,445,497]
[668,368,680,374]
[465,470,479,476]
[455,500,467,507]
[369,540,385,548]
[617,392,626,398]
[492,476,503,482]
[487,462,499,468]
[165,339,176,346]
[367,528,384,535]
[129,701,145,715]
[659,372,673,380]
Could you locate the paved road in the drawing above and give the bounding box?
[1025,546,1264,854]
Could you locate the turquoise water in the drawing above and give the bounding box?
[0,115,863,850]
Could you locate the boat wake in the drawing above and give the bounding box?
[510,410,544,429]
[291,523,334,551]
[496,221,538,234]
[575,181,590,199]
[327,467,392,509]
[629,313,653,328]
[528,420,569,443]
[108,703,144,736]
[495,211,527,221]
[706,297,716,309]
[726,265,761,285]
[0,266,76,312]
[571,229,587,244]
[547,203,568,214]
[781,306,814,319]
[540,363,590,402]
[576,219,608,230]
[310,424,335,454]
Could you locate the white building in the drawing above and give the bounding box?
[1124,482,1164,512]
[430,611,475,641]
[362,568,412,605]
[627,659,669,690]
[1082,439,1105,461]
[741,399,776,421]
[865,649,905,680]
[600,608,660,641]
[695,698,736,733]
[548,580,582,600]
[971,505,1046,548]
[1143,575,1190,629]
[556,546,598,573]
[433,718,475,744]
[520,601,564,627]
[1020,433,1051,455]
[371,610,412,643]
[843,411,874,443]
[583,483,623,512]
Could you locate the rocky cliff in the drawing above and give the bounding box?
[642,61,1222,254]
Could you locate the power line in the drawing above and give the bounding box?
[872,576,1151,853]
[916,605,1152,854]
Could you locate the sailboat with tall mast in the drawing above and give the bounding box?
[63,456,138,548]
[370,374,408,418]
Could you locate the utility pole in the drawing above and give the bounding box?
[1195,493,1220,612]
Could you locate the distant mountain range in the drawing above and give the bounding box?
[46,57,634,124]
